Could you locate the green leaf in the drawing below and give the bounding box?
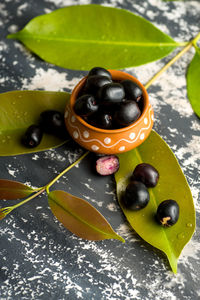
[187,48,200,118]
[7,5,179,70]
[0,90,69,156]
[48,190,125,242]
[0,179,34,200]
[115,130,196,273]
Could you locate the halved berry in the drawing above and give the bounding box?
[96,155,119,175]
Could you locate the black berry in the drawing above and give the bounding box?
[121,79,143,102]
[113,100,141,127]
[131,163,159,188]
[21,125,43,148]
[98,82,125,105]
[88,67,112,80]
[85,75,112,94]
[39,110,66,137]
[74,94,98,117]
[123,181,150,210]
[156,200,179,227]
[88,111,113,129]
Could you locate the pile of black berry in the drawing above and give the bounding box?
[21,110,67,148]
[122,163,179,227]
[74,67,143,129]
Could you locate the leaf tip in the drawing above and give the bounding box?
[171,264,178,274]
[167,254,178,274]
[115,234,125,243]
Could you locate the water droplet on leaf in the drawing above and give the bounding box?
[177,232,185,240]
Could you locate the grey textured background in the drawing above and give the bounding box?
[0,0,200,299]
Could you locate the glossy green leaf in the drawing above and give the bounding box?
[0,179,34,199]
[8,5,179,70]
[48,190,125,242]
[115,130,196,273]
[0,90,69,156]
[187,48,200,118]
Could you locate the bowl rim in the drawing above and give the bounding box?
[69,69,150,134]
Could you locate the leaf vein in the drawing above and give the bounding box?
[12,33,179,47]
[50,193,117,239]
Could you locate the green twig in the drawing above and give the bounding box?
[0,151,89,218]
[45,151,89,193]
[145,32,200,90]
[0,188,45,219]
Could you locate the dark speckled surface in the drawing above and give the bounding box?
[0,1,200,299]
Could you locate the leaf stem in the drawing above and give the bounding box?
[192,32,200,46]
[46,151,89,193]
[177,41,189,47]
[144,32,200,90]
[12,188,45,210]
[193,43,200,52]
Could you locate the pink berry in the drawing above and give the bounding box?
[96,155,119,175]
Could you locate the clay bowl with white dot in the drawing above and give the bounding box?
[65,70,154,154]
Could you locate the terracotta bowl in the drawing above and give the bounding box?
[65,70,154,154]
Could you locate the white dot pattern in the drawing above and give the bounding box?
[83,131,89,138]
[119,146,125,151]
[73,131,79,139]
[64,111,69,118]
[104,137,111,144]
[140,133,145,140]
[144,118,148,125]
[71,116,76,123]
[129,132,135,140]
[91,145,99,151]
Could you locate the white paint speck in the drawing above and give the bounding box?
[21,68,81,91]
